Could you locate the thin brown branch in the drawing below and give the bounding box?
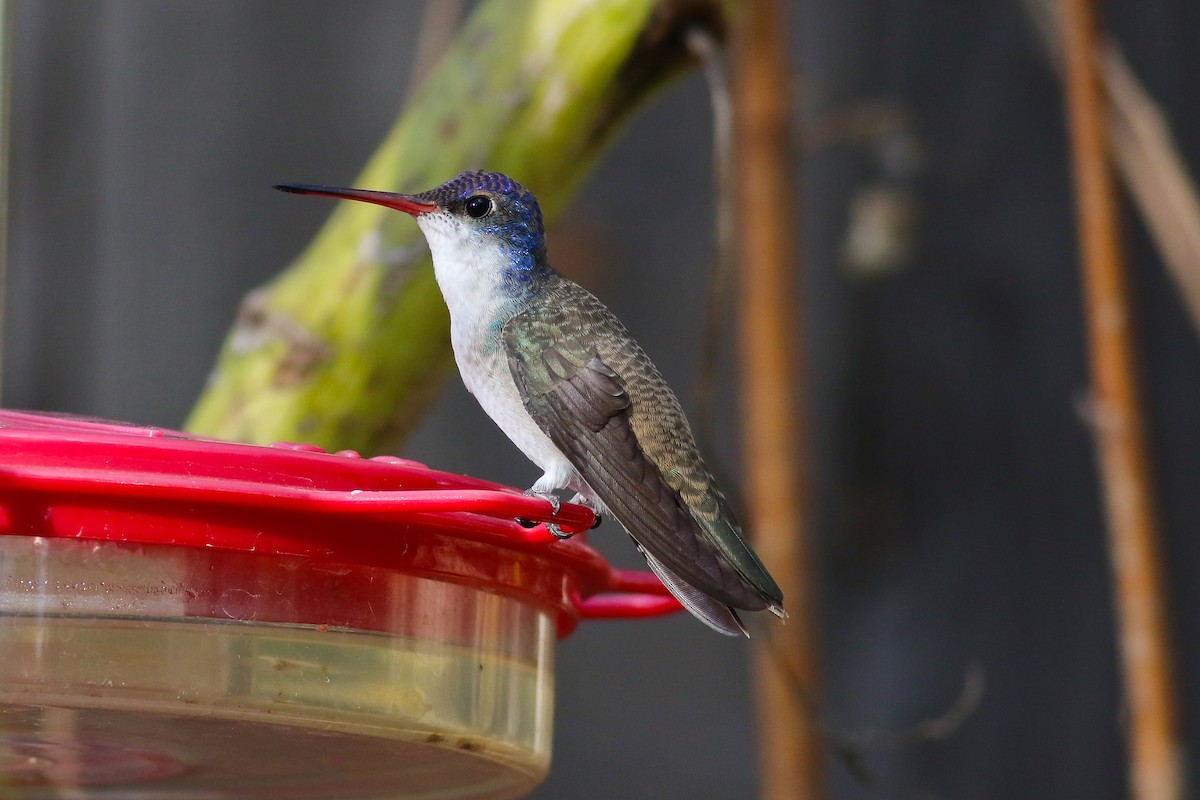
[732,2,823,799]
[1059,2,1182,799]
[1101,44,1200,334]
[1023,0,1200,338]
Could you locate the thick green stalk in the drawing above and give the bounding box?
[186,0,728,452]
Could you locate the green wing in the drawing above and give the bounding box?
[501,280,782,613]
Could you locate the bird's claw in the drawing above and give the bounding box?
[518,488,566,534]
[522,487,561,515]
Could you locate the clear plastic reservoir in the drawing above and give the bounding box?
[0,411,675,799]
[0,535,555,799]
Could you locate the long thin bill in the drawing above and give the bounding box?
[274,183,437,216]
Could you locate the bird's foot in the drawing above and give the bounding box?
[522,487,561,514]
[517,488,574,538]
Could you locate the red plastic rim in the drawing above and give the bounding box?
[0,411,680,635]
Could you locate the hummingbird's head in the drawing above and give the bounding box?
[276,171,550,290]
[409,171,550,287]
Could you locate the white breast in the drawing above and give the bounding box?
[416,212,575,481]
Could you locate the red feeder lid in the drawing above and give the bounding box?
[0,410,679,636]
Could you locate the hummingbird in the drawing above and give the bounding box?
[276,171,784,636]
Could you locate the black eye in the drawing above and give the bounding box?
[464,195,493,219]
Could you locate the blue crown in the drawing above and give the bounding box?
[418,171,549,283]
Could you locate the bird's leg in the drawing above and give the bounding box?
[519,487,572,539]
[515,477,565,537]
[522,486,561,514]
[514,464,577,538]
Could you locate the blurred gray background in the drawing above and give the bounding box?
[6,1,1200,798]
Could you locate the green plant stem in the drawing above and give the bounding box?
[187,0,731,453]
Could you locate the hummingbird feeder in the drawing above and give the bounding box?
[0,410,679,799]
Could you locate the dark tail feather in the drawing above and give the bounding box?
[641,550,748,637]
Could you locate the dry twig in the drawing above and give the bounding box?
[733,2,824,798]
[1058,1,1182,798]
[1024,0,1200,337]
